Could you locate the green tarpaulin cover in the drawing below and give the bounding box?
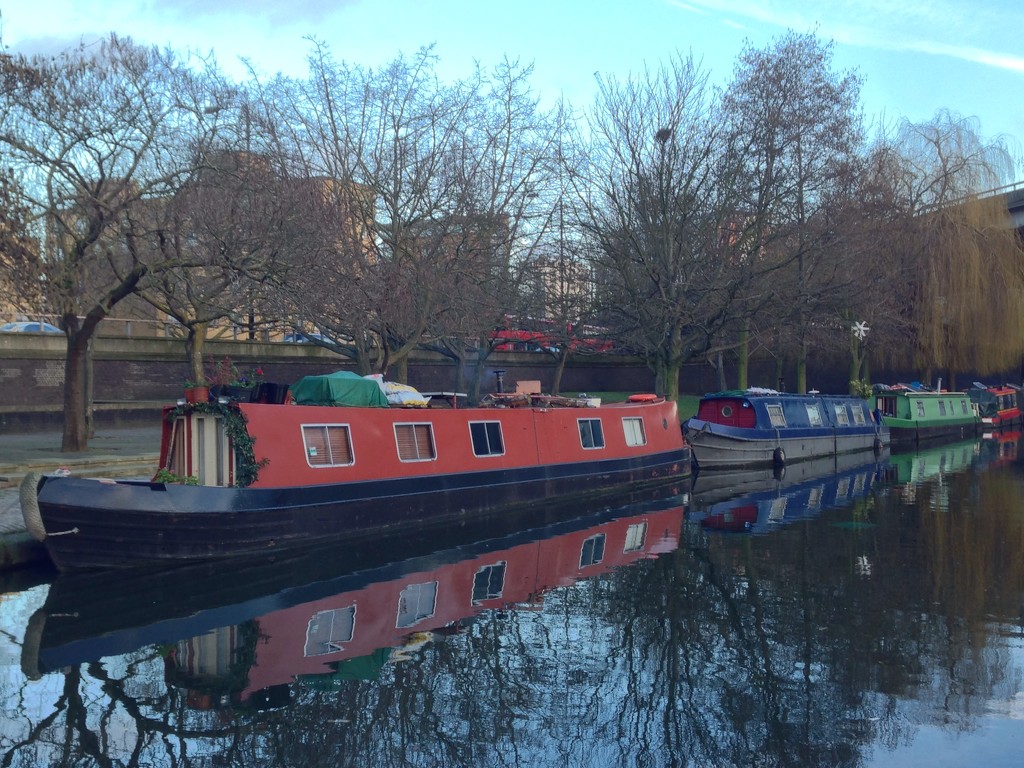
[290,370,389,407]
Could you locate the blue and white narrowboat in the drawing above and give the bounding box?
[682,388,888,470]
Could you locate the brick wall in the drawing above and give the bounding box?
[6,332,992,433]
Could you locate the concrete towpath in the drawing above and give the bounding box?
[0,426,162,570]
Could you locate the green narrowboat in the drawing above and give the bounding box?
[873,385,979,446]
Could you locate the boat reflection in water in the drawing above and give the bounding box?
[688,432,1012,534]
[28,484,687,707]
[978,429,1021,470]
[882,436,981,486]
[687,448,889,533]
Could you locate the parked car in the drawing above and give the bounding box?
[0,321,62,334]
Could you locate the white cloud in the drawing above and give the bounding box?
[670,0,1024,74]
[666,1,711,16]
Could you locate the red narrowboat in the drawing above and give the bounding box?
[23,372,689,571]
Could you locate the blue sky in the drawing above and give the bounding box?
[2,0,1022,184]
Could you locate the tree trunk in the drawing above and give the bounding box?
[449,354,466,394]
[550,349,570,396]
[469,350,489,405]
[715,351,727,391]
[774,354,786,392]
[62,333,90,452]
[84,336,95,439]
[849,334,862,394]
[185,324,207,384]
[392,356,408,384]
[737,320,749,390]
[796,338,807,393]
[656,360,681,401]
[353,344,373,376]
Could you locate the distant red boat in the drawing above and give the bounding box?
[24,372,690,571]
[969,383,1023,428]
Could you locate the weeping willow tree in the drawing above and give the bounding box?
[876,112,1023,389]
[912,194,1024,386]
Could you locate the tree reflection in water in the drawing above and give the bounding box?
[3,439,1024,767]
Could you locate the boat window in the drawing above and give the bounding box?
[469,421,504,457]
[622,416,647,446]
[578,418,605,449]
[624,522,648,552]
[302,424,354,467]
[808,486,824,509]
[961,400,970,415]
[833,405,850,426]
[305,605,356,656]
[805,404,824,426]
[580,534,606,567]
[472,562,507,604]
[396,581,437,628]
[938,400,947,416]
[395,423,436,462]
[915,400,926,417]
[851,406,866,425]
[766,404,786,428]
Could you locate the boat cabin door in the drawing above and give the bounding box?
[166,412,235,486]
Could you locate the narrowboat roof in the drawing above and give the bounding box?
[969,382,1020,395]
[873,383,967,395]
[699,388,864,400]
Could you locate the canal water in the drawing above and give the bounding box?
[2,433,1023,767]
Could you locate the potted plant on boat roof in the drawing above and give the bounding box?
[208,356,260,402]
[183,377,210,404]
[238,366,264,388]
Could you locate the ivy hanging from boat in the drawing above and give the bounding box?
[165,401,269,487]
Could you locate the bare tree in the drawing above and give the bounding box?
[722,31,865,393]
[575,53,755,400]
[0,36,227,449]
[265,46,560,395]
[428,58,565,398]
[262,45,474,379]
[133,97,308,383]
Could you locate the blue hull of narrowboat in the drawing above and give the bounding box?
[683,422,884,469]
[683,391,888,470]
